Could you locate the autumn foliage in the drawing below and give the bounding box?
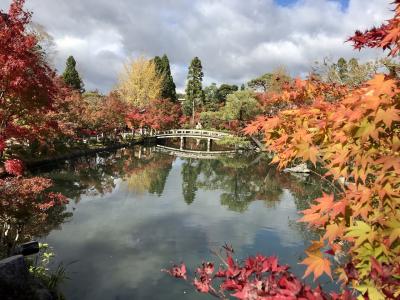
[126,98,182,132]
[242,3,400,299]
[348,0,400,56]
[0,177,67,217]
[164,246,354,300]
[0,0,57,159]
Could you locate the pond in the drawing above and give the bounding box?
[30,145,334,299]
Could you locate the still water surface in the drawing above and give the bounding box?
[34,146,333,299]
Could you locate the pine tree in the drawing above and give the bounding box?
[153,55,177,102]
[62,56,84,92]
[184,57,204,121]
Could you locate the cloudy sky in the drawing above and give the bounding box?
[1,0,393,93]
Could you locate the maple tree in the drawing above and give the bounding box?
[245,75,400,299]
[242,2,400,298]
[126,98,182,133]
[0,0,57,159]
[82,91,129,136]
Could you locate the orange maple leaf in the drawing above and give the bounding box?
[375,107,400,128]
[300,240,332,280]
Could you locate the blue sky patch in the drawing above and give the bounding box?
[275,0,349,11]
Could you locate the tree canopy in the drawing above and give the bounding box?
[217,84,238,104]
[313,57,383,87]
[222,90,261,123]
[247,68,291,93]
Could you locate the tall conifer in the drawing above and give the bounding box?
[153,55,177,101]
[184,57,204,120]
[62,56,84,92]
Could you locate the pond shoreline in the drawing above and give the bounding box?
[24,137,149,170]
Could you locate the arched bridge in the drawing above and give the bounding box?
[154,129,234,152]
[154,129,233,140]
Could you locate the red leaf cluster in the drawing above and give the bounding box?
[0,0,57,112]
[0,177,68,217]
[162,263,187,280]
[126,98,182,132]
[4,159,24,176]
[0,0,58,154]
[348,1,400,56]
[164,248,354,300]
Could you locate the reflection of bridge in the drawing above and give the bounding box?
[155,145,236,159]
[155,129,234,151]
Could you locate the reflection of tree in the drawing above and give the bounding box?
[33,147,157,201]
[33,147,175,201]
[0,177,71,258]
[181,159,202,204]
[35,152,129,202]
[180,153,331,214]
[125,154,173,196]
[0,205,72,258]
[0,148,175,258]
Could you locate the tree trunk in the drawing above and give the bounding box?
[192,99,195,126]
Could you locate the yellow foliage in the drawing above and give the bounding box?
[116,56,163,107]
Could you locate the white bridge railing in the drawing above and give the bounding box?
[79,129,234,143]
[155,129,232,139]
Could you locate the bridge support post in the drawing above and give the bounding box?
[180,137,185,150]
[207,138,212,152]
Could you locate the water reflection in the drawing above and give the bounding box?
[1,147,336,299]
[180,154,328,213]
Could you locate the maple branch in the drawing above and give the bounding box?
[210,248,228,268]
[308,169,345,196]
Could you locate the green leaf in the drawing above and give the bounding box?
[345,221,374,248]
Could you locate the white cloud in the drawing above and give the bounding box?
[0,0,393,93]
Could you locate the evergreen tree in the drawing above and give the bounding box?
[203,83,219,111]
[62,56,84,92]
[153,55,177,101]
[240,84,246,91]
[161,55,177,101]
[153,56,163,74]
[184,57,204,120]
